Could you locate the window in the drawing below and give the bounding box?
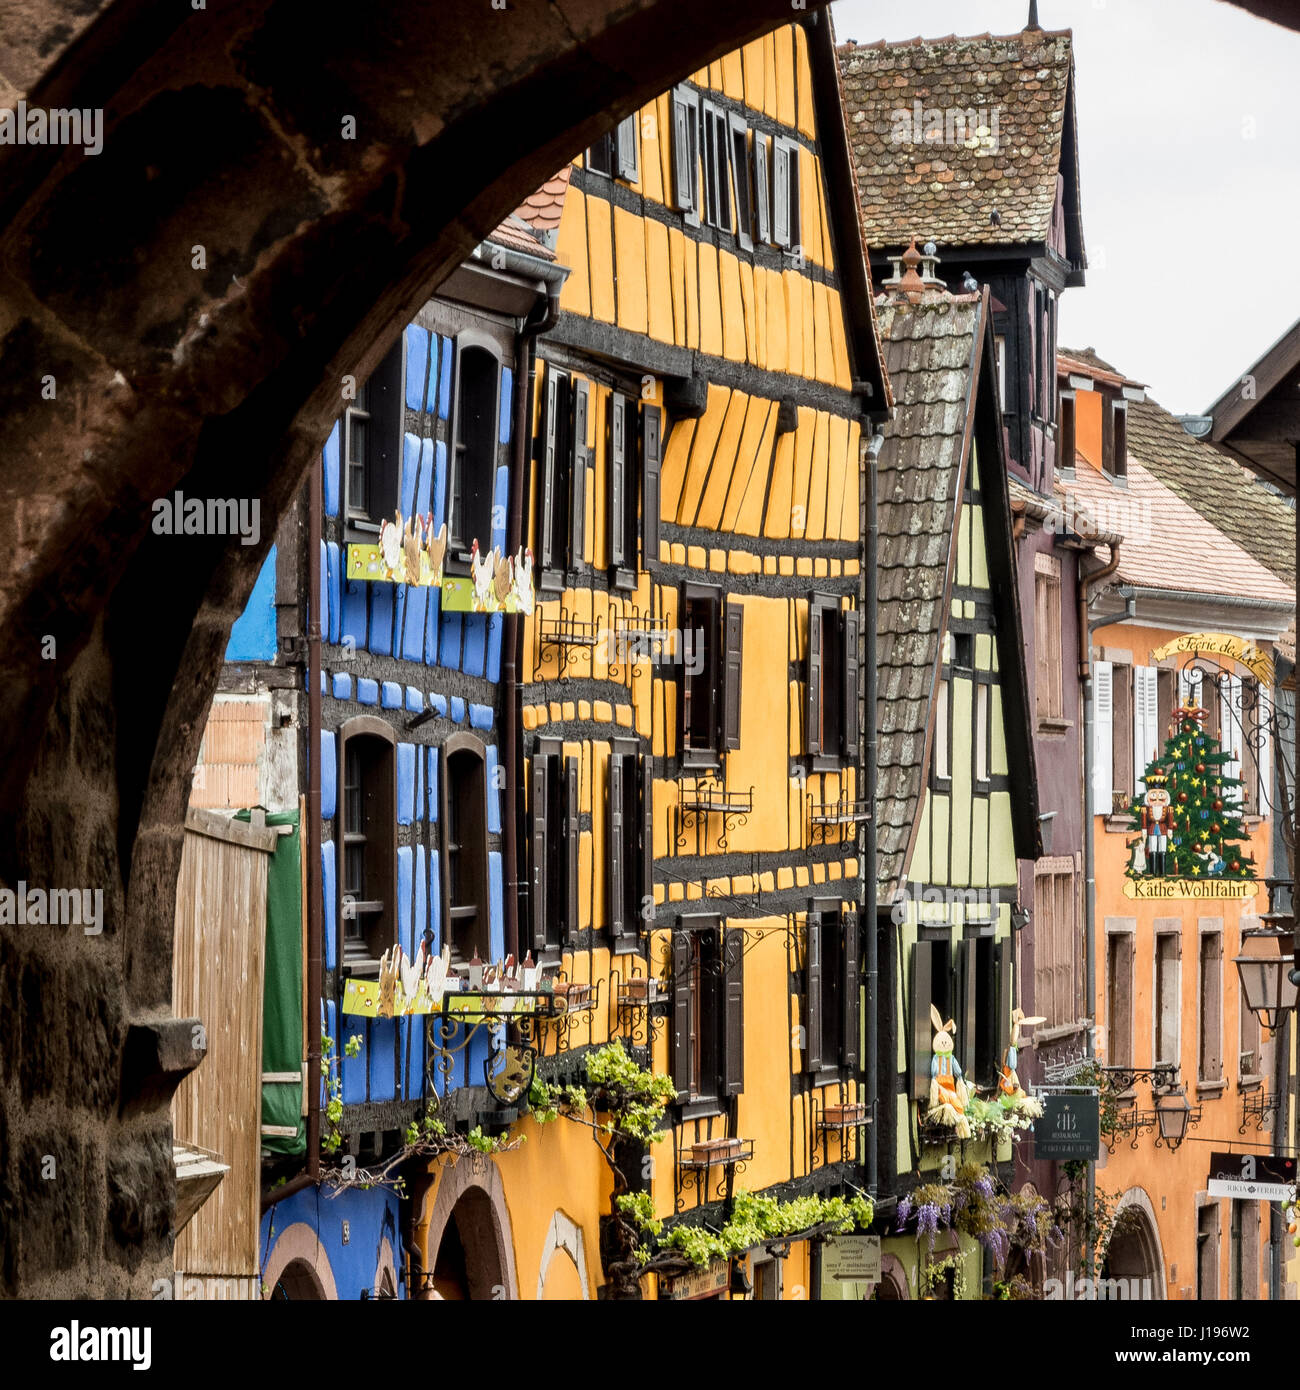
[1197,1201,1220,1301]
[586,116,639,181]
[1034,554,1064,724]
[678,585,743,765]
[803,902,860,1076]
[442,735,489,963]
[753,133,771,245]
[607,391,663,585]
[751,1255,781,1301]
[975,682,989,785]
[529,747,578,956]
[1239,976,1261,1080]
[994,335,1006,410]
[701,101,733,233]
[910,934,1008,1096]
[729,114,753,252]
[1239,677,1260,813]
[449,338,501,563]
[337,717,397,971]
[771,136,800,251]
[933,679,950,784]
[806,595,860,764]
[343,338,403,536]
[1198,927,1223,1084]
[1106,927,1134,1068]
[1154,928,1181,1067]
[1059,392,1076,472]
[1102,398,1128,479]
[1034,860,1079,1030]
[670,85,701,227]
[607,751,653,952]
[1111,663,1134,806]
[671,917,744,1110]
[1231,1200,1260,1301]
[537,365,577,586]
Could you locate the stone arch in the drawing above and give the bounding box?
[536,1209,591,1301]
[874,1252,909,1300]
[374,1236,398,1299]
[261,1221,338,1301]
[417,1156,517,1301]
[1103,1187,1167,1299]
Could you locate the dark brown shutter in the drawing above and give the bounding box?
[841,609,860,758]
[772,140,790,248]
[722,600,744,751]
[539,367,561,572]
[641,404,662,569]
[608,754,626,942]
[957,939,977,1078]
[616,115,639,181]
[563,756,579,942]
[996,939,1014,1081]
[804,911,824,1074]
[570,379,590,570]
[842,910,860,1069]
[754,135,770,244]
[723,927,745,1097]
[806,600,823,756]
[608,392,628,572]
[678,602,692,752]
[639,756,653,935]
[529,754,550,955]
[911,940,933,1101]
[671,929,692,1102]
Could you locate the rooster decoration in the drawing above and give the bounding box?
[348,518,535,611]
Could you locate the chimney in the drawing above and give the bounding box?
[1026,1,1041,30]
[882,237,927,304]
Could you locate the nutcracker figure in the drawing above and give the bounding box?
[1139,771,1175,877]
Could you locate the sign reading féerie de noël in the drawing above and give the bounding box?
[1149,632,1274,685]
[1206,1152,1296,1201]
[1033,1093,1100,1161]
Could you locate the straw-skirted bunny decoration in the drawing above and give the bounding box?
[996,1007,1045,1118]
[927,1004,971,1139]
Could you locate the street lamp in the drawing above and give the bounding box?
[1153,1088,1194,1151]
[1235,926,1299,1032]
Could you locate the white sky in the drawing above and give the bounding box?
[830,0,1300,414]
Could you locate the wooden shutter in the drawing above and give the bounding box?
[608,754,626,943]
[570,378,590,569]
[842,910,860,1069]
[722,600,744,750]
[1257,686,1271,811]
[841,609,860,757]
[910,940,934,1101]
[539,367,561,572]
[804,912,824,1074]
[671,86,699,226]
[722,928,745,1097]
[806,601,823,756]
[728,112,753,252]
[1135,666,1158,792]
[529,754,550,955]
[640,757,653,935]
[641,404,662,569]
[1200,932,1223,1081]
[564,756,579,941]
[957,939,977,1078]
[772,140,790,248]
[671,929,692,1102]
[1093,660,1113,809]
[608,391,628,573]
[754,134,770,244]
[616,115,639,181]
[1227,675,1244,797]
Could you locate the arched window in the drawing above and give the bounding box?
[449,338,501,563]
[442,734,488,963]
[337,716,397,970]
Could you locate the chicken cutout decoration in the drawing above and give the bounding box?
[996,1008,1045,1119]
[927,1004,972,1139]
[442,543,535,614]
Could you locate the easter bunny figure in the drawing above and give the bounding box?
[927,1004,971,1139]
[997,1007,1045,1117]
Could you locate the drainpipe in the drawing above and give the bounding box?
[863,424,884,1197]
[502,280,563,958]
[1078,537,1122,1278]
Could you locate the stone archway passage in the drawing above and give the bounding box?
[1103,1187,1168,1300]
[0,0,812,1300]
[260,1221,338,1301]
[417,1155,518,1301]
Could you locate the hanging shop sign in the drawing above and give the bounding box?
[662,1259,729,1300]
[819,1234,882,1301]
[346,514,534,613]
[1149,633,1274,686]
[1033,1092,1100,1161]
[1206,1152,1296,1201]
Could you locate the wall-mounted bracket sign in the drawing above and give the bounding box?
[1033,1092,1100,1161]
[1150,632,1274,686]
[1206,1151,1296,1201]
[346,513,534,614]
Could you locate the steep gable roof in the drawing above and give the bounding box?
[838,28,1083,264]
[875,285,1039,894]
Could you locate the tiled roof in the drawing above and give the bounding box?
[1060,346,1296,588]
[514,167,571,232]
[1061,451,1294,609]
[484,213,556,261]
[874,289,981,895]
[838,29,1076,250]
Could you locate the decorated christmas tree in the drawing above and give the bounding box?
[1126,692,1256,881]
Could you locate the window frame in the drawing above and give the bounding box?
[607,747,653,955]
[336,715,399,975]
[670,85,701,228]
[728,113,753,252]
[806,594,860,770]
[678,584,742,767]
[447,330,504,568]
[671,914,744,1115]
[529,741,579,960]
[1034,553,1065,726]
[1105,922,1135,1069]
[803,899,860,1082]
[441,732,490,965]
[1153,925,1182,1069]
[343,337,404,542]
[1197,923,1224,1086]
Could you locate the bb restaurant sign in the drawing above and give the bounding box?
[1033,1093,1100,1162]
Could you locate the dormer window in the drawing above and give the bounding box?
[1102,397,1128,481]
